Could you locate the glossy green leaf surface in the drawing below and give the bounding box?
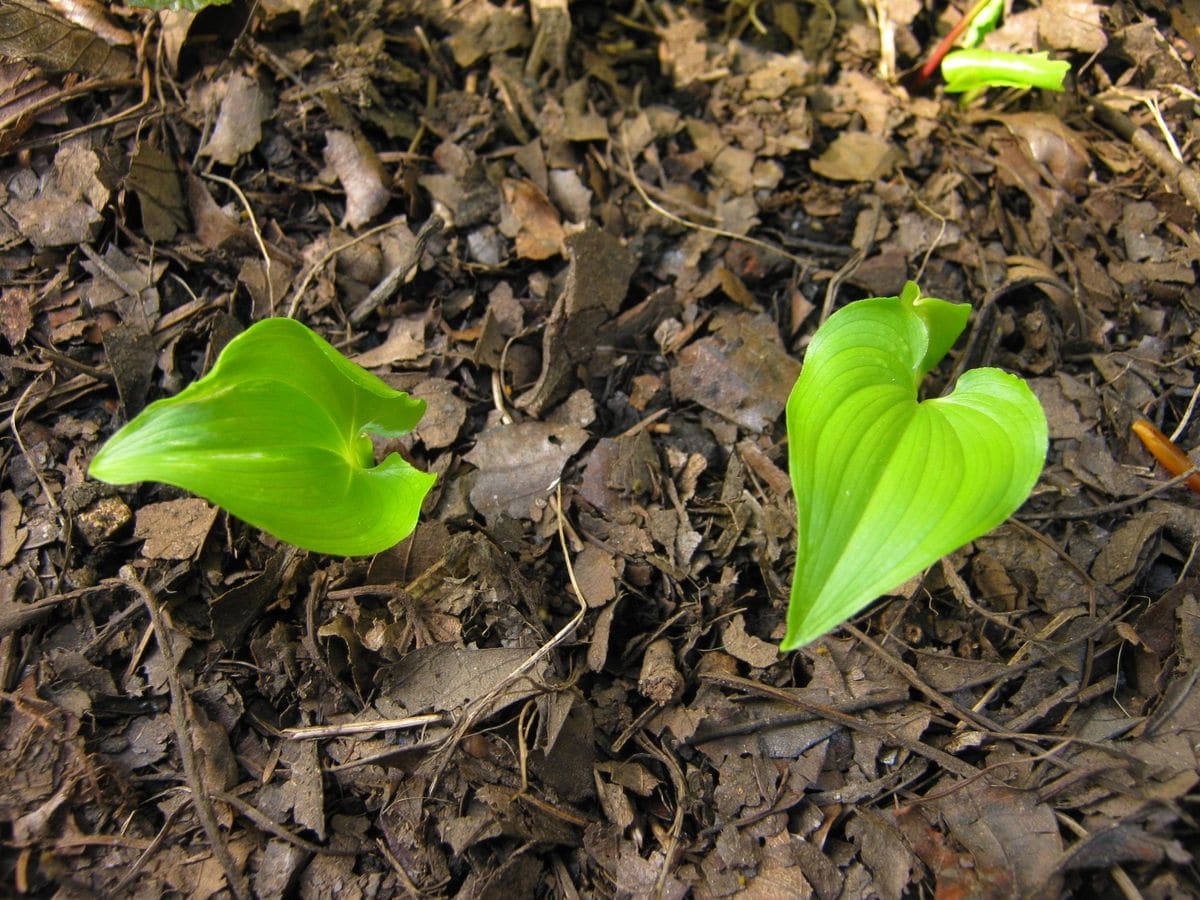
[90,318,435,556]
[783,283,1047,651]
[942,49,1070,93]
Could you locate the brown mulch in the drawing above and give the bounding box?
[2,0,1199,896]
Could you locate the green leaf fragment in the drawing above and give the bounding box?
[89,317,436,556]
[783,282,1047,651]
[941,49,1071,93]
[961,0,1005,49]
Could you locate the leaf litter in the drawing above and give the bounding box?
[1,0,1199,896]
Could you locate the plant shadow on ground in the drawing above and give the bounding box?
[0,0,1198,896]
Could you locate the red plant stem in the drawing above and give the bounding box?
[915,0,996,86]
[1132,418,1200,494]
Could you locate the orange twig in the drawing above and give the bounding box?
[1132,419,1200,494]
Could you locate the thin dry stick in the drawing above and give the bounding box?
[11,374,62,516]
[820,194,880,323]
[635,732,687,900]
[348,216,444,325]
[1090,97,1200,214]
[1166,379,1200,443]
[285,219,409,318]
[214,791,357,857]
[616,135,814,270]
[1019,466,1200,521]
[282,713,449,741]
[120,570,250,900]
[705,670,980,778]
[425,485,589,791]
[110,803,186,894]
[1054,812,1141,900]
[202,172,274,314]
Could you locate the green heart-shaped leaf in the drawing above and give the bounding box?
[783,282,1047,650]
[90,318,435,556]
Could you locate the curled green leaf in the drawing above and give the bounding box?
[783,283,1047,651]
[90,318,435,556]
[942,49,1070,93]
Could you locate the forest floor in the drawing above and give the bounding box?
[1,0,1199,896]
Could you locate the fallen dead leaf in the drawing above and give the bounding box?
[325,129,390,229]
[465,421,587,521]
[501,177,564,260]
[377,643,549,716]
[134,498,218,559]
[811,131,896,182]
[200,72,273,166]
[670,312,801,433]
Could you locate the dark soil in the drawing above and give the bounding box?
[1,0,1199,896]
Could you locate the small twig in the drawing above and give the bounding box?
[348,216,444,326]
[635,733,686,899]
[303,571,362,711]
[1019,466,1200,521]
[425,485,588,791]
[1168,380,1200,443]
[11,374,62,516]
[120,569,250,900]
[616,134,814,271]
[1053,813,1142,900]
[704,670,981,778]
[1090,97,1200,214]
[202,172,275,314]
[820,194,880,323]
[110,802,186,894]
[286,221,407,318]
[214,791,357,857]
[282,713,449,740]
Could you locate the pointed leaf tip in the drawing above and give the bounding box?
[783,286,1047,650]
[89,317,436,556]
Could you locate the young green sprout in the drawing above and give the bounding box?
[90,318,435,556]
[782,283,1047,651]
[941,49,1071,94]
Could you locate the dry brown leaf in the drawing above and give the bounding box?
[126,143,188,243]
[517,227,636,413]
[670,312,801,433]
[810,132,896,182]
[134,498,218,559]
[0,0,133,78]
[46,0,132,45]
[464,421,587,521]
[377,643,549,716]
[411,377,467,450]
[722,615,778,669]
[572,544,618,608]
[324,129,389,229]
[0,285,32,346]
[5,145,105,249]
[200,72,273,165]
[501,177,564,260]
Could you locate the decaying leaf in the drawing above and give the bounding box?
[133,497,218,559]
[670,311,801,432]
[325,129,390,229]
[517,227,637,414]
[465,421,586,521]
[125,143,188,242]
[200,72,272,165]
[811,131,896,182]
[0,0,133,78]
[377,643,549,716]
